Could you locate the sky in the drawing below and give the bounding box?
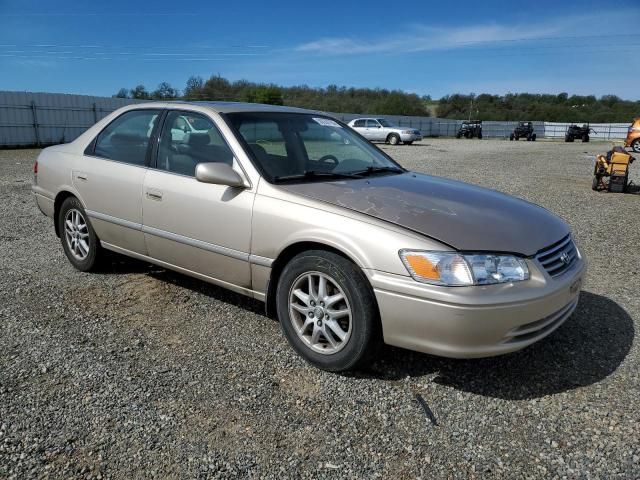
[1,0,639,99]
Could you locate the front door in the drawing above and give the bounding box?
[365,119,383,141]
[141,109,254,289]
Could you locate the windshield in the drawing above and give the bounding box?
[225,112,404,182]
[377,118,394,127]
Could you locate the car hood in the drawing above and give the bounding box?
[279,172,569,256]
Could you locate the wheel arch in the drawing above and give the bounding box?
[53,190,82,237]
[386,132,400,142]
[264,241,370,319]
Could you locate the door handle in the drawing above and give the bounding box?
[146,189,163,201]
[75,173,88,181]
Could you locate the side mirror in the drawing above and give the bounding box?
[195,162,246,188]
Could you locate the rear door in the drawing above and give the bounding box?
[74,109,162,254]
[351,119,366,136]
[141,109,254,289]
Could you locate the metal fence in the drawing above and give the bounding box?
[543,122,629,140]
[0,91,145,147]
[0,90,631,147]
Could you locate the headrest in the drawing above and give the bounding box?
[187,132,211,147]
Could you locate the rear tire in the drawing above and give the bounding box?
[532,133,537,141]
[276,250,380,372]
[631,139,640,153]
[509,134,514,141]
[565,135,573,142]
[583,134,590,142]
[388,134,400,145]
[58,196,104,272]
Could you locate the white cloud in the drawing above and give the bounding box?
[295,11,634,55]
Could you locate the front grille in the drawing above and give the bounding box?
[535,235,578,277]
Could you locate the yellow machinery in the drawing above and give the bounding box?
[592,147,635,193]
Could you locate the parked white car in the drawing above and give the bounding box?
[348,118,422,145]
[170,114,210,142]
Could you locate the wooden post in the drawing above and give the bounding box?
[31,101,41,147]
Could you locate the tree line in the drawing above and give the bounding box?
[114,76,432,116]
[114,76,639,122]
[438,93,640,123]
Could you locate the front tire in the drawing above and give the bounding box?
[276,250,380,372]
[631,139,640,153]
[58,196,103,272]
[388,134,400,145]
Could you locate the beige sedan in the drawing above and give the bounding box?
[32,102,586,371]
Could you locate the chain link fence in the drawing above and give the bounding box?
[0,91,632,147]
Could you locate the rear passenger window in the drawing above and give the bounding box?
[156,111,234,177]
[93,110,161,165]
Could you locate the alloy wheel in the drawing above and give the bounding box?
[288,272,352,355]
[64,208,90,261]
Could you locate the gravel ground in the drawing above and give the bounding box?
[1,139,639,479]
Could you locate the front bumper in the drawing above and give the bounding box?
[366,256,586,358]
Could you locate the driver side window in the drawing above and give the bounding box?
[156,111,234,177]
[366,119,379,128]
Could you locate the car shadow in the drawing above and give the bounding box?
[625,183,640,194]
[96,254,265,315]
[95,257,633,400]
[360,291,634,400]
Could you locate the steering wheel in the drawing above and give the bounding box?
[318,154,339,166]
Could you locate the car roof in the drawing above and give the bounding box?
[127,100,320,115]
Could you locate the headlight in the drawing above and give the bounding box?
[399,250,529,286]
[402,130,416,134]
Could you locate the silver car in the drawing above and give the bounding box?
[348,117,422,145]
[32,102,585,372]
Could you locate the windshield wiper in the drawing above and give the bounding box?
[351,166,405,176]
[273,170,363,183]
